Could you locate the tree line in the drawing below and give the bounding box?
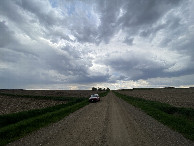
[92,87,110,91]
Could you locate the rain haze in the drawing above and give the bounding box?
[0,0,194,90]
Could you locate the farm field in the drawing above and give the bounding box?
[0,95,66,115]
[0,90,98,115]
[6,91,194,146]
[117,88,194,108]
[1,90,103,145]
[0,89,97,98]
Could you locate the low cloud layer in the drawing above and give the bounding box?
[0,0,194,89]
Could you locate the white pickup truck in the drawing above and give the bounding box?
[89,94,100,102]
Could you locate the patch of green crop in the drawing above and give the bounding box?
[0,99,89,146]
[113,91,194,141]
[0,99,84,128]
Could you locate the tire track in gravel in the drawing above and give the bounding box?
[107,92,193,146]
[8,91,194,146]
[106,92,155,146]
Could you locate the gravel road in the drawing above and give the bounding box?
[8,92,194,146]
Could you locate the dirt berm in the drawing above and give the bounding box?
[8,91,194,146]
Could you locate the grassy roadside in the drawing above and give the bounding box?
[98,91,109,97]
[113,91,194,141]
[0,91,108,145]
[0,99,83,127]
[0,99,89,146]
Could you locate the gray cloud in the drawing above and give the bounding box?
[0,0,194,89]
[123,38,134,46]
[17,0,61,26]
[119,0,181,26]
[102,51,165,80]
[95,0,181,43]
[0,21,13,47]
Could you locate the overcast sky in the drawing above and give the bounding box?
[0,0,194,90]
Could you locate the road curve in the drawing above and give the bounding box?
[8,91,193,146]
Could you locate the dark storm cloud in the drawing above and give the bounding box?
[95,0,181,43]
[119,0,181,27]
[96,0,194,83]
[0,0,194,89]
[95,0,122,43]
[102,47,194,81]
[71,74,110,84]
[107,56,194,80]
[148,74,194,87]
[102,51,166,80]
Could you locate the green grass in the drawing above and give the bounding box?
[0,98,89,146]
[0,99,83,128]
[113,91,194,141]
[98,91,109,97]
[0,91,108,145]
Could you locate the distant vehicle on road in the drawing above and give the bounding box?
[89,94,100,102]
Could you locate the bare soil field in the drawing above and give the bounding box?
[8,91,193,146]
[117,88,194,108]
[0,90,98,115]
[0,95,66,115]
[0,89,97,98]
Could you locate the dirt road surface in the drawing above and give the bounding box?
[8,92,193,146]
